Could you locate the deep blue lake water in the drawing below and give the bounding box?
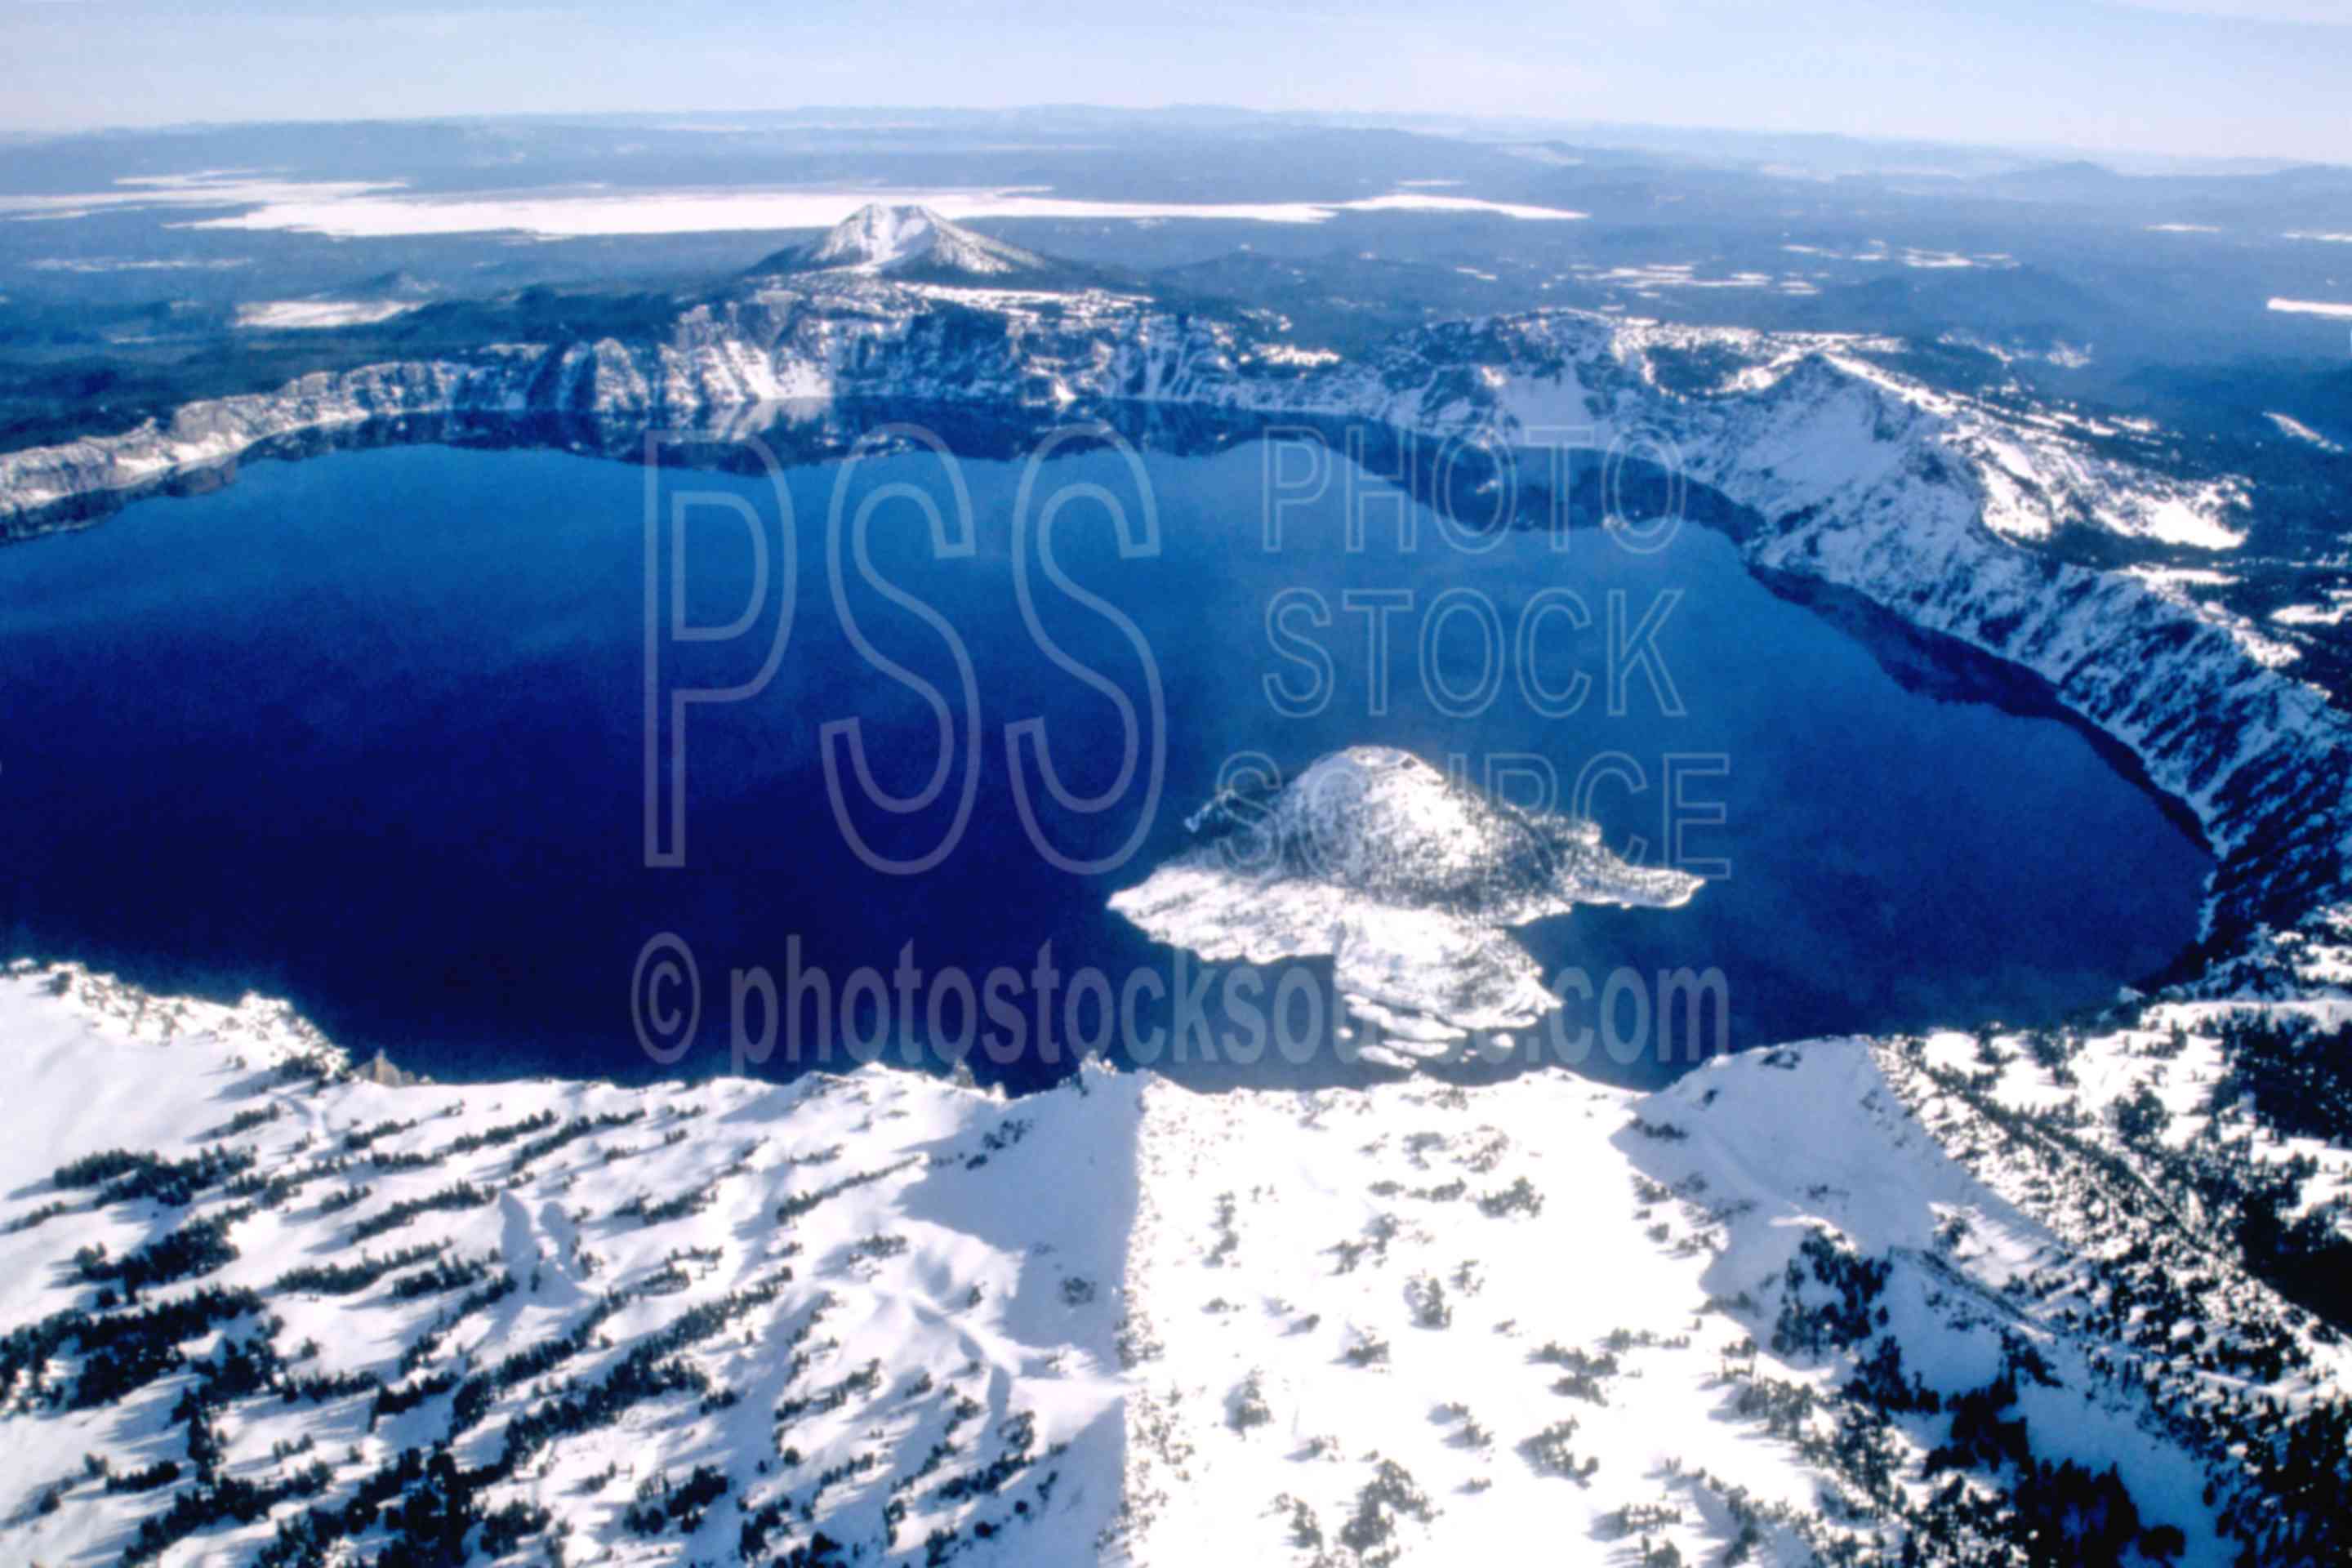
[0,434,2210,1089]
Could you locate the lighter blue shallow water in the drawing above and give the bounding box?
[0,436,2210,1087]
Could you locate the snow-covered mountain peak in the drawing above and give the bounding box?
[809,203,945,269]
[791,203,1050,278]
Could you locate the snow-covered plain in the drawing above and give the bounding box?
[161,181,1584,239]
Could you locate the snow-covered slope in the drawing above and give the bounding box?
[0,962,1134,1568]
[7,956,2352,1567]
[1116,1029,2348,1568]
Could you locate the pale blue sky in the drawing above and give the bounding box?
[4,0,2345,163]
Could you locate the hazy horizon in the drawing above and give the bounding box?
[0,101,2336,179]
[6,1,2348,166]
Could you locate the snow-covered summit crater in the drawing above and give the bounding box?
[766,202,1052,279]
[1111,746,1702,1060]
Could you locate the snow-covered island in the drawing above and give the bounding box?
[1111,746,1704,1057]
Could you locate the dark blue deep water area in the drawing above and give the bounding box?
[0,432,2211,1089]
